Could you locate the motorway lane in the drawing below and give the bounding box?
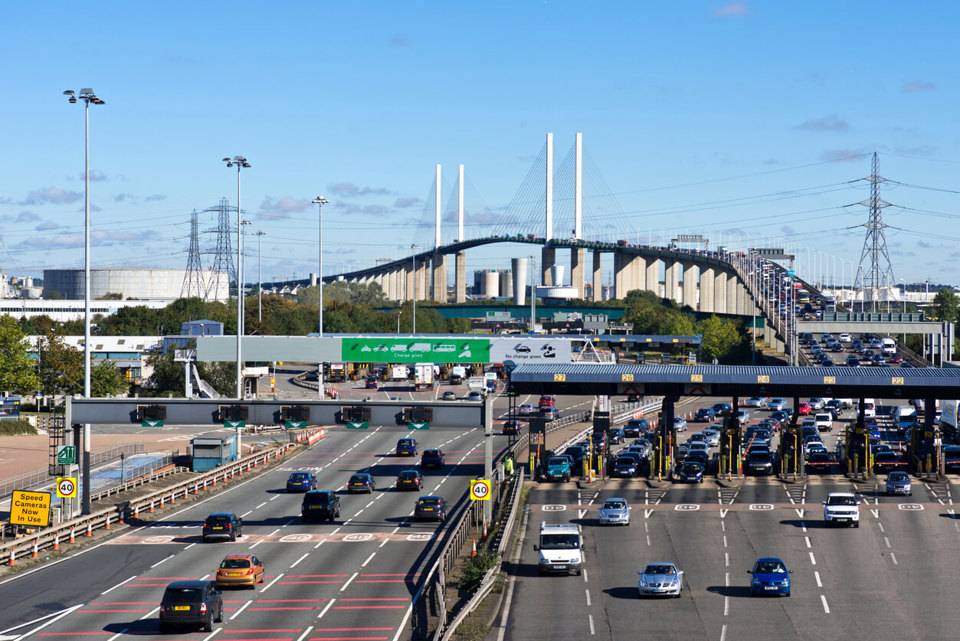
[0,424,492,640]
[506,475,960,641]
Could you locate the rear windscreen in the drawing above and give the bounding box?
[163,588,202,603]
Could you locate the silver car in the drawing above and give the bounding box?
[638,562,684,597]
[598,498,631,525]
[885,471,912,496]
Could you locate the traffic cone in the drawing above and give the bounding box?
[169,490,175,504]
[118,507,125,525]
[212,474,217,486]
[53,533,60,551]
[8,549,15,566]
[134,505,140,519]
[160,495,165,509]
[105,514,111,530]
[85,521,92,537]
[31,541,39,558]
[482,522,488,539]
[471,538,477,557]
[194,483,199,495]
[149,499,155,513]
[69,526,76,543]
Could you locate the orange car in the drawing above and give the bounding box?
[215,554,265,589]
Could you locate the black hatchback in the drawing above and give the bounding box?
[301,490,341,522]
[202,513,242,542]
[159,580,223,633]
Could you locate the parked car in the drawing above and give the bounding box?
[159,580,223,633]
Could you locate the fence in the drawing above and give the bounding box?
[0,442,146,499]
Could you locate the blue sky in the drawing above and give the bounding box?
[2,1,958,289]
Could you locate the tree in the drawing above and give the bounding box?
[143,348,184,396]
[37,333,83,395]
[91,361,128,397]
[0,316,39,393]
[930,289,959,323]
[697,316,743,362]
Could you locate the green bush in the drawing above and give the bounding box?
[456,549,499,592]
[0,420,37,436]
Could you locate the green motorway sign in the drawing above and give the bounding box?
[225,419,246,428]
[56,445,76,465]
[341,337,490,363]
[142,419,164,427]
[407,422,430,430]
[346,421,369,430]
[285,420,307,429]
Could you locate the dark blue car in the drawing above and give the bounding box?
[750,557,792,596]
[286,472,318,493]
[694,408,715,422]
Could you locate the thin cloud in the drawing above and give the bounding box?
[114,193,134,202]
[903,81,935,92]
[394,197,424,208]
[713,2,749,17]
[259,196,311,220]
[145,194,167,202]
[338,203,390,217]
[72,169,108,182]
[780,225,795,237]
[329,183,392,197]
[821,149,866,162]
[35,221,60,231]
[16,229,152,250]
[796,115,849,132]
[16,211,40,222]
[19,186,83,206]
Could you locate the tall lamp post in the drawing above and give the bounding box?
[64,88,104,517]
[255,230,266,324]
[223,156,250,399]
[312,197,329,400]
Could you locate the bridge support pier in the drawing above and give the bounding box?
[664,259,680,304]
[417,260,429,301]
[614,251,642,299]
[700,266,715,313]
[682,262,697,309]
[455,252,466,303]
[541,246,556,286]
[591,251,602,301]
[571,248,586,299]
[724,271,736,314]
[646,259,659,298]
[431,252,447,303]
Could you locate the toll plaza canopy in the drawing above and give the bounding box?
[508,364,960,400]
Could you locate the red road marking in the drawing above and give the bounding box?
[79,609,151,613]
[333,606,405,609]
[360,573,418,576]
[287,574,350,577]
[250,606,323,610]
[339,598,407,601]
[308,638,389,641]
[355,580,405,583]
[278,581,341,584]
[227,630,302,633]
[314,630,393,632]
[91,601,159,605]
[36,634,112,636]
[258,599,329,603]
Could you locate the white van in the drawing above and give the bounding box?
[881,338,896,355]
[860,399,876,419]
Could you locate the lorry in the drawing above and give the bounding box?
[326,363,346,382]
[390,364,409,381]
[535,522,583,575]
[449,365,467,385]
[413,363,435,391]
[466,377,487,396]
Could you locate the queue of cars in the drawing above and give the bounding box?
[800,332,904,368]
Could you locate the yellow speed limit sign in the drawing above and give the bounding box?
[57,477,78,498]
[470,479,491,501]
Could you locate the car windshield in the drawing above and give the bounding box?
[289,473,309,481]
[399,472,418,480]
[220,558,251,569]
[548,457,569,466]
[888,472,908,481]
[350,475,368,483]
[747,452,768,462]
[682,463,702,473]
[206,515,231,525]
[418,498,440,507]
[644,565,676,575]
[827,495,857,506]
[163,587,203,603]
[603,500,626,510]
[398,440,413,447]
[540,534,579,549]
[755,561,786,574]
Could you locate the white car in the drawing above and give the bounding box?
[598,497,631,525]
[673,417,687,432]
[768,398,787,411]
[822,492,860,527]
[517,403,536,415]
[808,398,826,410]
[745,397,767,408]
[814,413,833,432]
[687,442,710,456]
[701,428,721,447]
[804,438,825,457]
[638,562,684,597]
[839,333,852,343]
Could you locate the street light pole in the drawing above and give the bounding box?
[255,231,266,324]
[64,88,104,517]
[312,197,329,337]
[223,156,250,399]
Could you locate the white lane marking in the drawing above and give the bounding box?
[230,600,251,620]
[295,627,314,641]
[795,508,805,518]
[814,571,822,587]
[314,539,325,549]
[270,495,280,501]
[202,628,222,641]
[0,604,83,638]
[340,572,358,591]
[151,554,175,568]
[821,594,831,614]
[101,575,137,595]
[585,589,591,606]
[250,539,263,549]
[801,522,807,533]
[645,509,654,518]
[256,501,267,509]
[646,535,651,546]
[720,520,726,532]
[139,606,160,620]
[724,552,729,567]
[318,598,336,620]
[724,596,729,616]
[578,509,587,519]
[725,572,729,587]
[809,552,817,565]
[720,624,727,641]
[366,500,375,508]
[107,627,130,641]
[362,552,376,567]
[588,614,596,635]
[891,553,898,565]
[582,568,589,583]
[870,508,879,518]
[241,510,253,517]
[804,536,812,549]
[291,553,309,568]
[722,535,727,548]
[878,522,885,533]
[884,537,891,548]
[261,572,284,592]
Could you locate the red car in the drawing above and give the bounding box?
[538,395,555,409]
[797,403,812,415]
[889,354,904,364]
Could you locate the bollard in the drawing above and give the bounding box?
[69,526,76,543]
[85,521,93,537]
[32,541,39,558]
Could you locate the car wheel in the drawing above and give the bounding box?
[203,616,213,632]
[202,536,208,543]
[230,532,237,542]
[215,604,223,622]
[854,522,860,528]
[785,590,791,597]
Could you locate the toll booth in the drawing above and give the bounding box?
[191,434,238,472]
